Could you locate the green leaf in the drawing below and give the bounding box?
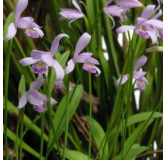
[108,112,163,143]
[3,12,15,37]
[3,125,44,159]
[85,116,108,159]
[65,150,91,160]
[113,144,148,160]
[47,85,83,148]
[55,50,70,68]
[18,75,26,97]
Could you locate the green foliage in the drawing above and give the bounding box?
[3,0,163,159]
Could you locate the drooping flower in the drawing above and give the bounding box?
[19,34,69,81]
[115,55,148,91]
[4,0,44,41]
[17,75,57,112]
[116,5,163,45]
[59,0,84,27]
[103,0,142,27]
[65,33,101,76]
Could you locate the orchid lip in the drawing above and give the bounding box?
[31,61,47,74]
[83,63,96,74]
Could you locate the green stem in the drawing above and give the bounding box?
[62,76,70,160]
[88,73,92,160]
[4,39,12,160]
[40,113,44,160]
[15,112,21,160]
[19,108,25,160]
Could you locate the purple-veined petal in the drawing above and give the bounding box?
[117,0,143,8]
[27,90,46,106]
[134,55,148,70]
[17,92,28,109]
[133,71,146,79]
[115,74,129,86]
[72,0,82,12]
[15,0,28,20]
[3,23,17,41]
[94,66,101,76]
[65,59,75,74]
[105,0,113,7]
[50,34,69,56]
[53,60,65,80]
[147,31,158,45]
[59,9,83,19]
[116,25,136,34]
[146,19,163,29]
[74,53,92,63]
[19,57,38,66]
[41,53,54,66]
[31,50,50,59]
[15,17,34,29]
[75,32,91,56]
[30,75,45,90]
[51,98,58,105]
[136,80,146,91]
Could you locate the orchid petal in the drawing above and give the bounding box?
[146,19,163,29]
[3,23,17,41]
[94,66,101,76]
[19,57,38,66]
[31,50,50,59]
[30,75,45,90]
[17,92,28,109]
[27,90,46,106]
[117,0,143,9]
[153,9,162,19]
[53,60,65,80]
[74,53,92,63]
[72,0,82,12]
[51,98,58,105]
[50,34,69,56]
[115,74,129,86]
[15,17,34,29]
[141,5,156,19]
[141,77,148,84]
[15,0,28,20]
[134,71,146,80]
[68,18,80,27]
[116,25,136,33]
[75,32,91,56]
[147,31,158,45]
[104,11,115,28]
[134,55,148,71]
[41,54,54,66]
[33,27,44,38]
[88,57,100,65]
[65,59,75,74]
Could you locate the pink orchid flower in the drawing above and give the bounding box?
[65,33,101,76]
[19,34,69,81]
[17,75,57,113]
[116,5,163,45]
[59,0,84,27]
[4,0,44,41]
[115,56,148,91]
[103,0,142,27]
